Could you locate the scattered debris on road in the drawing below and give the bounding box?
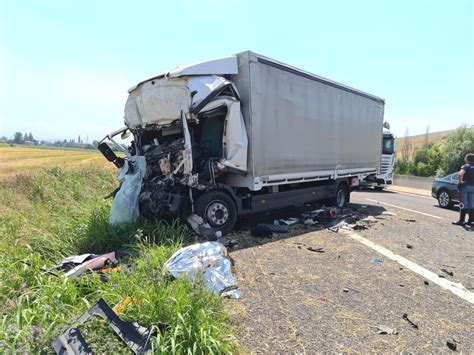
[381,211,397,216]
[371,258,384,263]
[402,313,419,329]
[165,242,240,298]
[343,287,360,293]
[446,339,458,351]
[405,219,417,222]
[377,325,398,335]
[407,244,413,249]
[307,246,324,253]
[441,268,454,277]
[250,223,288,237]
[424,280,430,286]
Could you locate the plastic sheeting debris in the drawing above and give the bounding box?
[165,242,240,299]
[110,156,147,224]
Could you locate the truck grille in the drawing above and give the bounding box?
[380,155,393,174]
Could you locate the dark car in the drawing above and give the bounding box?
[432,173,460,208]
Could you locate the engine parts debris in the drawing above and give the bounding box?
[52,298,166,355]
[164,242,240,299]
[402,313,419,329]
[377,325,398,335]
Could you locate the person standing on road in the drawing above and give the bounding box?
[453,153,474,226]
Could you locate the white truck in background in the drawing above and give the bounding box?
[99,51,385,235]
[362,129,395,190]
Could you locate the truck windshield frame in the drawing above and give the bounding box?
[382,136,395,155]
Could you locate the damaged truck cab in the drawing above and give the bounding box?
[100,51,385,236]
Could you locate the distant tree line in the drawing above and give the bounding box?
[1,132,100,150]
[394,125,474,177]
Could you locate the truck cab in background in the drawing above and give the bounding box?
[363,129,395,190]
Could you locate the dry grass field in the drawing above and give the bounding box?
[395,130,452,158]
[0,144,107,177]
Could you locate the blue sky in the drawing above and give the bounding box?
[1,0,472,141]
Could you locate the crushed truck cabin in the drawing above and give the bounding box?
[99,51,385,236]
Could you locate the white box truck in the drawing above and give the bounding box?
[99,51,385,235]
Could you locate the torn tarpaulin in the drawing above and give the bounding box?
[52,298,166,354]
[165,242,240,298]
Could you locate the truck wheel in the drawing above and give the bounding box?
[194,190,238,236]
[332,183,349,208]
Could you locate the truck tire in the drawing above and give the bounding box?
[331,183,349,208]
[194,190,238,236]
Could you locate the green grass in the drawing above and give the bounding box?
[0,166,236,353]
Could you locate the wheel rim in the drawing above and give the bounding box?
[439,191,449,207]
[336,188,346,207]
[205,201,229,227]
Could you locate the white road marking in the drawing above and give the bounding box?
[366,198,443,219]
[340,229,474,304]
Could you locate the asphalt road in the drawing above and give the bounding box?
[225,189,474,353]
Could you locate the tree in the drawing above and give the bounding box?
[439,125,474,176]
[400,128,412,162]
[28,132,34,141]
[13,132,23,144]
[383,121,390,129]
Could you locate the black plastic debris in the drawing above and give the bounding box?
[424,280,430,286]
[407,244,413,249]
[446,339,458,351]
[405,219,416,222]
[53,298,167,354]
[342,287,360,293]
[307,247,324,253]
[250,223,288,237]
[441,268,454,277]
[402,313,419,329]
[377,325,398,335]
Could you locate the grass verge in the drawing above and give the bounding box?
[0,165,236,353]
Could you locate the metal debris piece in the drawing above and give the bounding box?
[446,339,458,351]
[52,298,164,354]
[307,247,324,253]
[165,242,240,298]
[377,325,398,335]
[362,216,378,223]
[274,218,299,226]
[441,268,454,277]
[402,313,419,329]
